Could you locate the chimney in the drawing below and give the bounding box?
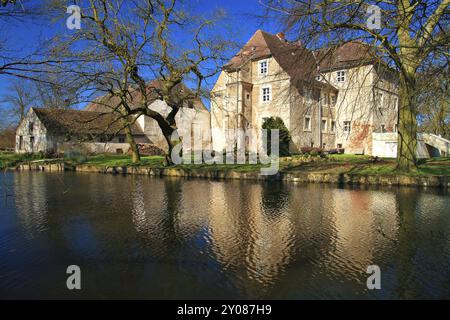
[276,32,286,41]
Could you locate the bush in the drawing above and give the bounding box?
[63,149,88,164]
[135,144,165,156]
[300,147,324,157]
[262,117,291,157]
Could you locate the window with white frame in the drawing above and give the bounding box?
[336,70,346,83]
[343,121,351,133]
[259,60,268,75]
[304,116,311,131]
[261,86,271,102]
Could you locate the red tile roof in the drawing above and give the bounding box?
[85,79,207,113]
[224,30,378,89]
[33,108,144,136]
[316,41,378,72]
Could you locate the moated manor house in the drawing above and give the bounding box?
[211,30,399,156]
[16,30,408,158]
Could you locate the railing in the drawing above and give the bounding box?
[421,133,450,156]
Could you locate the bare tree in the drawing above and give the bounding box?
[0,75,81,129]
[46,0,232,165]
[0,1,85,85]
[261,0,449,171]
[417,63,449,138]
[32,75,81,109]
[1,78,33,124]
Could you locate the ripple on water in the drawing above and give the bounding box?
[0,172,449,299]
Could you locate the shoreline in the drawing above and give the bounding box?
[9,162,450,188]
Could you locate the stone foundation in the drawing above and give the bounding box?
[11,162,450,188]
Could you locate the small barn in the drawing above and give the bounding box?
[15,107,149,155]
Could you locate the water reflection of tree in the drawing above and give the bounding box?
[395,188,420,299]
[130,176,183,252]
[260,181,290,218]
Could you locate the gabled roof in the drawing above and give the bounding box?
[224,30,382,91]
[85,79,207,113]
[32,108,144,136]
[224,30,274,70]
[315,41,378,72]
[223,30,335,90]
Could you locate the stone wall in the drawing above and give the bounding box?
[14,163,449,188]
[372,132,435,159]
[372,132,398,158]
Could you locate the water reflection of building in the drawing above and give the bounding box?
[207,181,297,297]
[205,183,401,297]
[128,178,403,298]
[14,172,49,238]
[323,188,398,282]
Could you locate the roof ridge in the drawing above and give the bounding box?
[33,107,109,115]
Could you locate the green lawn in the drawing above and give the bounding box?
[1,151,449,176]
[82,154,166,167]
[79,154,448,176]
[283,155,450,176]
[0,152,44,170]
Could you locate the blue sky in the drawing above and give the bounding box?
[0,0,281,107]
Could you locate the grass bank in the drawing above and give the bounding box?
[76,153,449,176]
[0,152,45,170]
[2,152,449,176]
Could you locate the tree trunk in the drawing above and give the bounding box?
[162,130,180,166]
[151,116,179,166]
[165,137,176,166]
[397,74,418,172]
[124,124,140,164]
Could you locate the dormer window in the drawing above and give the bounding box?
[336,70,346,83]
[259,59,268,75]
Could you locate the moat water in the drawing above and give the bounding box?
[0,171,449,299]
